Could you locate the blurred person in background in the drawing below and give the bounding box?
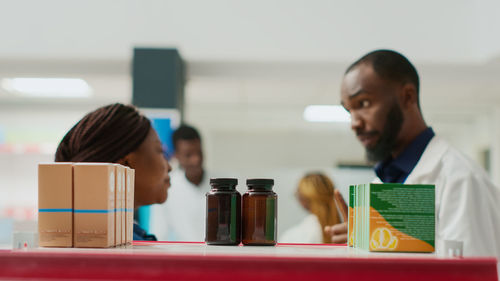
[150,124,210,241]
[280,173,341,244]
[55,103,172,241]
[325,49,500,259]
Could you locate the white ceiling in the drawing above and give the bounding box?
[0,0,499,63]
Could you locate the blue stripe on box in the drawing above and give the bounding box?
[74,209,113,213]
[39,208,72,212]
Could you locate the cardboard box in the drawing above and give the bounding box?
[114,165,124,246]
[38,163,73,247]
[125,167,135,244]
[121,166,126,245]
[351,183,435,252]
[73,163,115,248]
[347,185,354,247]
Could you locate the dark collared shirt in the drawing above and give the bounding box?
[375,127,435,183]
[133,222,157,241]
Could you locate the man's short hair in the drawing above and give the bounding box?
[346,49,420,105]
[172,124,201,149]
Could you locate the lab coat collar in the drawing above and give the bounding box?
[404,136,448,184]
[373,136,448,184]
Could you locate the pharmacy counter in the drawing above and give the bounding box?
[0,241,497,281]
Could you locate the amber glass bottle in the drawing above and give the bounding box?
[205,178,241,245]
[242,178,277,246]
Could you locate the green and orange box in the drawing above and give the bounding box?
[347,183,435,252]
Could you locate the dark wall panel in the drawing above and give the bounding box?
[132,48,185,117]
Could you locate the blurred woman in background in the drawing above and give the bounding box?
[55,103,172,241]
[280,173,341,244]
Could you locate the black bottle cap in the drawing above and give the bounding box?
[210,178,238,186]
[246,178,274,186]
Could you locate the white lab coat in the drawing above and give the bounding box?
[376,136,500,258]
[280,214,324,244]
[149,169,211,242]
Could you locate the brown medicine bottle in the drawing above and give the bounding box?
[242,179,277,246]
[205,178,241,245]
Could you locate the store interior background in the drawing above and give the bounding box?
[1,0,500,242]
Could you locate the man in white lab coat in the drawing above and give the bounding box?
[326,49,500,259]
[150,125,210,241]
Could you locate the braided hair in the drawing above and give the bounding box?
[55,103,151,163]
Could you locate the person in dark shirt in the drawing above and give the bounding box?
[55,103,172,241]
[325,49,434,243]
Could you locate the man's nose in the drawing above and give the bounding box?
[350,112,363,131]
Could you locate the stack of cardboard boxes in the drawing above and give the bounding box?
[38,163,135,248]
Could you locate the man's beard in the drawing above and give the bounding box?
[365,103,404,162]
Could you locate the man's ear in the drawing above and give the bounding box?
[401,83,418,109]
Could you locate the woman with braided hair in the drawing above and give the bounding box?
[55,103,172,241]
